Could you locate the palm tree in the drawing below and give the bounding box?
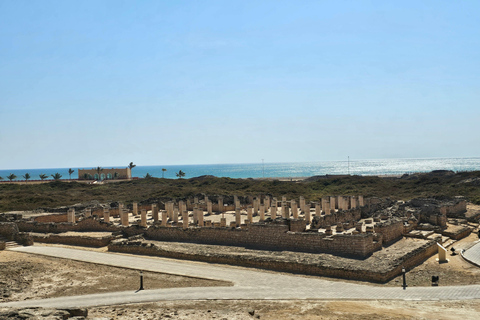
[128,162,136,170]
[176,170,186,179]
[162,168,167,178]
[51,173,62,180]
[68,168,75,180]
[7,173,16,182]
[39,174,48,181]
[23,173,31,182]
[95,167,103,180]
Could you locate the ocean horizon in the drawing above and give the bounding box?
[1,157,479,181]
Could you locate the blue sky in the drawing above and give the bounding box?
[1,0,479,169]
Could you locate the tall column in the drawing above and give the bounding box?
[132,202,138,216]
[121,209,129,226]
[299,196,305,213]
[253,198,259,215]
[207,201,213,214]
[173,207,179,223]
[234,195,238,206]
[315,203,321,216]
[259,204,265,221]
[182,210,188,229]
[235,208,241,227]
[264,196,270,208]
[152,204,159,222]
[323,199,331,215]
[271,201,277,219]
[291,200,298,219]
[162,211,168,226]
[350,196,357,209]
[193,207,198,225]
[358,195,364,207]
[218,197,223,213]
[283,205,289,219]
[140,209,147,227]
[247,205,253,223]
[179,201,185,214]
[282,196,287,208]
[304,208,311,224]
[204,195,209,204]
[103,208,110,223]
[330,196,337,212]
[197,208,204,226]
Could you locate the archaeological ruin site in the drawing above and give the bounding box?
[2,191,478,283]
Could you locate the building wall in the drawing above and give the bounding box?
[78,168,131,180]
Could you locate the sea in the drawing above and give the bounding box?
[1,157,479,181]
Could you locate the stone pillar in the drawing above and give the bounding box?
[437,243,449,263]
[121,210,129,226]
[204,195,209,204]
[197,208,204,226]
[166,202,173,220]
[299,196,305,213]
[162,211,168,226]
[235,208,241,227]
[253,198,259,215]
[218,197,223,213]
[234,195,238,206]
[291,200,298,219]
[259,204,265,221]
[330,196,337,212]
[351,196,357,209]
[173,207,179,223]
[182,210,188,229]
[235,199,240,209]
[220,217,226,227]
[323,199,331,215]
[67,208,75,223]
[133,202,138,216]
[304,209,311,224]
[283,205,290,219]
[179,201,185,214]
[152,204,159,222]
[282,196,287,207]
[207,201,213,214]
[193,207,198,225]
[140,209,147,227]
[84,208,91,218]
[315,203,321,216]
[264,196,270,208]
[358,195,364,207]
[247,205,253,223]
[103,208,110,223]
[194,196,199,204]
[270,202,277,219]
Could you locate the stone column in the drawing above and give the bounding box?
[194,196,199,204]
[103,208,110,223]
[220,217,227,227]
[218,197,223,213]
[235,208,241,227]
[166,202,173,220]
[350,196,357,209]
[283,205,290,219]
[204,195,209,204]
[291,200,298,219]
[179,201,185,214]
[207,201,213,214]
[197,208,204,226]
[162,211,168,226]
[152,204,159,222]
[140,209,147,227]
[299,196,305,213]
[182,210,188,229]
[234,195,238,206]
[121,210,129,226]
[304,209,311,224]
[281,196,287,208]
[84,208,91,218]
[264,196,270,208]
[67,208,75,223]
[253,198,259,215]
[315,202,321,216]
[358,195,364,207]
[259,204,265,221]
[247,205,253,223]
[133,202,138,216]
[323,199,331,215]
[173,207,179,223]
[330,196,337,212]
[270,201,277,219]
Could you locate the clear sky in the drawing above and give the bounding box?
[1,0,479,170]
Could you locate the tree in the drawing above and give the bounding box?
[7,173,17,181]
[128,162,136,170]
[95,167,103,180]
[162,168,167,178]
[51,173,62,180]
[39,174,48,181]
[176,170,185,179]
[144,173,152,179]
[23,173,31,182]
[68,168,75,180]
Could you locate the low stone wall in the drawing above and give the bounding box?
[17,217,118,234]
[31,233,113,247]
[442,226,472,240]
[34,213,68,223]
[311,209,361,229]
[145,223,377,258]
[445,200,467,217]
[0,222,19,240]
[374,219,403,245]
[108,239,437,283]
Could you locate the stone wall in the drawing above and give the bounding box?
[108,239,437,283]
[144,223,377,258]
[31,233,113,247]
[0,222,19,240]
[34,213,69,223]
[444,200,467,218]
[311,208,361,229]
[373,219,404,244]
[17,217,118,234]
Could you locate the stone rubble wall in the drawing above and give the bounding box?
[31,233,113,247]
[144,224,377,258]
[373,219,404,245]
[0,222,19,240]
[17,217,118,234]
